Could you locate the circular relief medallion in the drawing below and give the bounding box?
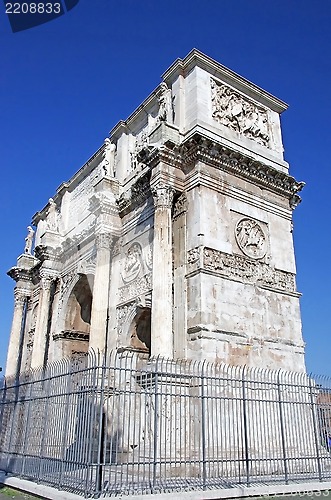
[235,218,267,259]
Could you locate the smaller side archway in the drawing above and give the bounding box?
[129,307,151,355]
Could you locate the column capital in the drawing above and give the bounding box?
[151,183,175,209]
[13,288,30,307]
[95,232,114,250]
[39,269,58,290]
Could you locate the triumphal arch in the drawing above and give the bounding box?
[6,50,305,378]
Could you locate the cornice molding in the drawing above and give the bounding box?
[162,49,288,114]
[180,134,305,204]
[7,266,35,284]
[137,133,304,206]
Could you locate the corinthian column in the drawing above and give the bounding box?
[89,232,113,352]
[151,183,174,358]
[5,289,29,378]
[31,273,53,369]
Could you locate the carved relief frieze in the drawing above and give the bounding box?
[130,129,149,171]
[187,246,297,294]
[119,273,152,303]
[235,218,267,259]
[59,269,77,304]
[61,222,95,254]
[211,79,270,148]
[77,252,97,276]
[116,300,138,339]
[117,174,151,214]
[173,193,188,219]
[187,247,202,271]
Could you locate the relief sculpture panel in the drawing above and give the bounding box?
[187,246,296,294]
[211,78,270,148]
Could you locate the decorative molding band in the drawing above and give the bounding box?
[119,272,152,303]
[187,246,298,295]
[137,133,304,207]
[53,330,90,342]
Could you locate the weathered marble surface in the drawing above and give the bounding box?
[6,50,305,377]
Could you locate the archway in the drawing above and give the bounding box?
[55,274,93,358]
[129,307,151,355]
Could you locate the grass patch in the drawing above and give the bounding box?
[0,486,39,498]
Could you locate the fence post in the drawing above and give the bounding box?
[37,371,51,483]
[95,354,106,496]
[21,376,34,477]
[201,361,207,490]
[277,371,288,484]
[5,380,21,473]
[242,367,250,486]
[152,357,160,491]
[59,361,72,489]
[309,376,322,481]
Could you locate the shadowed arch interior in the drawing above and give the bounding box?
[64,274,92,334]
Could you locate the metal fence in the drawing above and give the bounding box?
[1,350,331,497]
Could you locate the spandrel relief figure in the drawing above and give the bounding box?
[24,226,35,254]
[157,82,173,124]
[122,243,142,283]
[46,198,60,232]
[102,138,116,177]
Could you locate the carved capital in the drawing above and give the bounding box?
[39,269,57,291]
[151,183,175,209]
[95,232,114,250]
[13,288,29,307]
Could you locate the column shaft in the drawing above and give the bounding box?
[151,184,174,358]
[89,233,112,352]
[31,277,52,369]
[5,292,27,378]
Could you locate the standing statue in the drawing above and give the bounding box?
[157,82,173,123]
[46,198,60,232]
[24,226,35,255]
[102,138,116,177]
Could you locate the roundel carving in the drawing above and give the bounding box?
[235,218,267,259]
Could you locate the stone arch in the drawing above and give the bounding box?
[129,307,151,355]
[54,273,93,359]
[64,274,92,333]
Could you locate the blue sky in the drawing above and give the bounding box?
[0,0,330,375]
